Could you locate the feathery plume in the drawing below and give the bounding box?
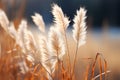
[26,54,35,65]
[40,37,49,70]
[36,35,54,80]
[40,36,53,73]
[73,7,87,47]
[48,26,66,80]
[52,4,71,75]
[72,8,87,77]
[32,13,45,33]
[18,60,29,74]
[24,29,37,53]
[48,26,66,63]
[17,20,28,52]
[0,9,9,32]
[52,4,70,32]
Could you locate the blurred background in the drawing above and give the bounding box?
[0,0,120,80]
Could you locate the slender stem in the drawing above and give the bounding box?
[60,61,65,79]
[64,32,72,77]
[57,62,59,80]
[72,41,79,79]
[98,58,102,80]
[19,51,27,73]
[40,62,54,80]
[0,43,1,58]
[56,51,59,80]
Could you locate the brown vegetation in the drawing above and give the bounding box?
[0,3,110,80]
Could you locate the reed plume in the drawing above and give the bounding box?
[52,4,70,33]
[0,10,27,52]
[72,7,87,77]
[8,22,18,39]
[40,37,50,71]
[39,36,54,80]
[0,9,9,32]
[23,29,37,53]
[52,4,71,76]
[0,9,18,41]
[17,20,28,52]
[48,27,66,62]
[72,8,87,47]
[32,13,45,33]
[48,26,65,73]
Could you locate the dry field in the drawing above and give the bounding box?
[0,3,120,80]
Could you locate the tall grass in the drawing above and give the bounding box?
[0,4,109,80]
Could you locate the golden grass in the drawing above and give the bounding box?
[0,3,114,80]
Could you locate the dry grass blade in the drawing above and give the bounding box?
[33,64,40,73]
[104,57,107,80]
[90,53,108,80]
[98,53,108,80]
[32,13,45,33]
[90,53,100,80]
[98,57,102,80]
[84,63,90,80]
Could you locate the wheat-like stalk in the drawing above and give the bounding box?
[0,10,30,53]
[40,36,50,72]
[26,54,35,65]
[17,20,28,52]
[48,26,66,62]
[39,36,54,80]
[18,60,29,74]
[32,13,45,33]
[52,4,70,33]
[72,7,87,77]
[52,4,72,76]
[0,10,18,41]
[48,26,66,80]
[23,29,37,53]
[73,8,87,47]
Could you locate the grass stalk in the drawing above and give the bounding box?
[72,41,79,79]
[98,58,102,80]
[40,62,54,80]
[64,32,72,76]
